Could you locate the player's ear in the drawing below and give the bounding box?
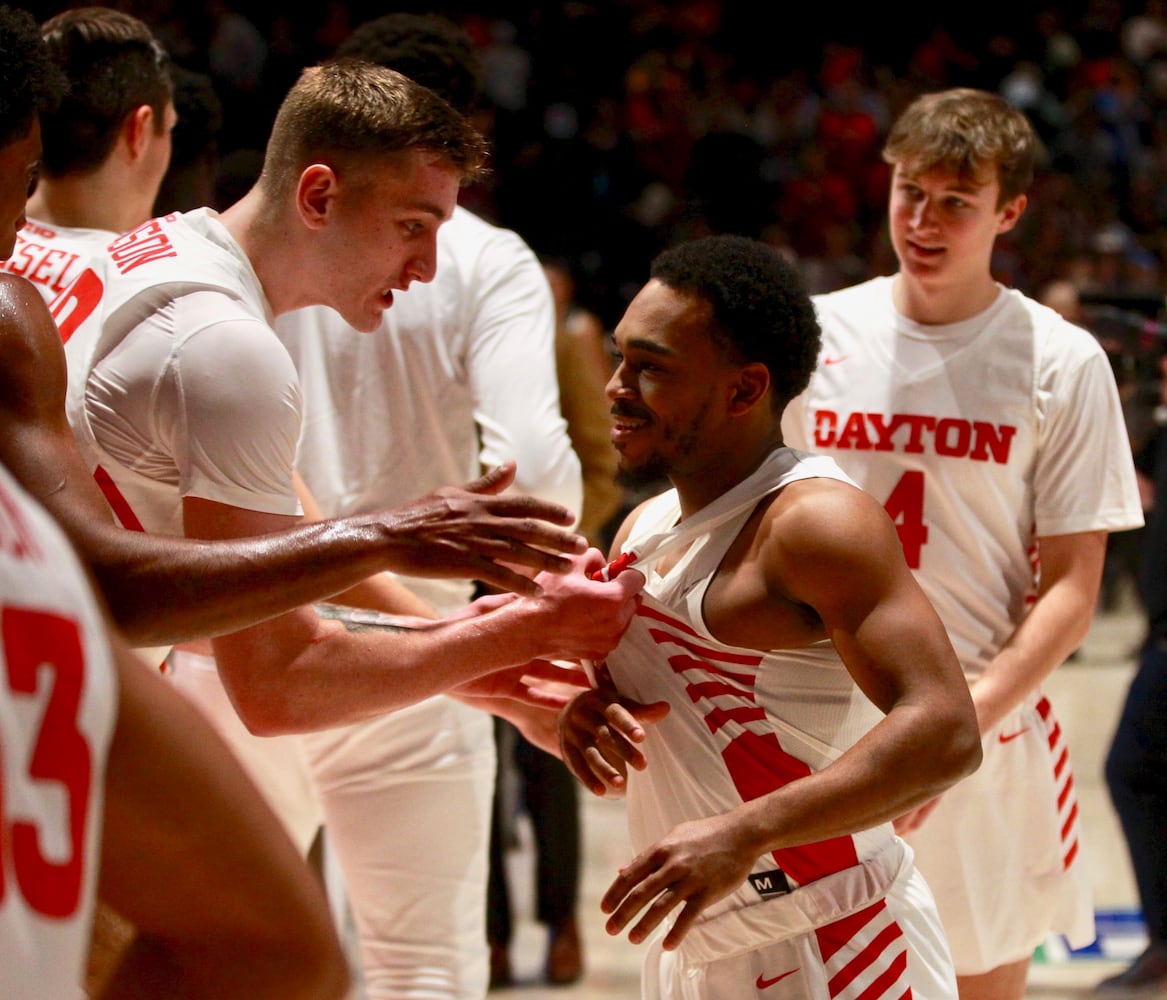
[123,105,154,161]
[297,164,338,229]
[997,193,1027,235]
[728,362,770,415]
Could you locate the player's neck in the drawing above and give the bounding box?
[27,172,150,235]
[220,189,298,315]
[672,425,785,519]
[892,271,1000,326]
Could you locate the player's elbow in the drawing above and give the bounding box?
[930,705,983,790]
[226,678,309,737]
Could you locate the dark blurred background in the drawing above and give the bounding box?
[27,0,1167,471]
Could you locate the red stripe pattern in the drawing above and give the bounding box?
[92,465,144,532]
[634,600,861,885]
[816,900,913,1000]
[1036,695,1081,870]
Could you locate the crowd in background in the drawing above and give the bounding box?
[28,0,1167,509]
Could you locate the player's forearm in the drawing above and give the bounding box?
[726,702,981,859]
[99,935,348,1000]
[971,574,1100,734]
[99,641,349,1000]
[213,599,564,735]
[83,517,415,645]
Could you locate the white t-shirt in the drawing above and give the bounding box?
[58,209,302,540]
[276,205,581,613]
[0,462,117,1000]
[783,276,1144,680]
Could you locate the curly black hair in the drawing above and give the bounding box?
[650,235,821,408]
[334,13,482,117]
[0,5,65,149]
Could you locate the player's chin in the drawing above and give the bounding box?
[346,302,389,333]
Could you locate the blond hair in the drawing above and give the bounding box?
[260,59,487,200]
[883,88,1036,205]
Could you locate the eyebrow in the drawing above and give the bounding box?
[897,171,988,195]
[623,336,674,357]
[401,197,453,222]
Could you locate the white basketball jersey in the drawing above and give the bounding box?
[54,209,296,539]
[604,449,897,926]
[783,277,1143,680]
[0,218,112,303]
[0,463,117,999]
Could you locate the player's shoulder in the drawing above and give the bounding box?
[812,275,891,313]
[762,470,896,567]
[1005,288,1109,365]
[0,272,60,353]
[0,269,53,311]
[440,206,540,272]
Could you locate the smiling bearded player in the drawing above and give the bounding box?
[558,234,983,1000]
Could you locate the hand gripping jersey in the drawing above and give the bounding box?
[0,218,114,303]
[783,277,1143,682]
[604,448,955,1000]
[0,463,117,999]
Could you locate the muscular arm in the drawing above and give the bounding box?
[746,482,982,838]
[600,482,980,948]
[188,497,641,735]
[96,633,349,1000]
[968,529,1107,735]
[0,275,583,645]
[292,471,438,620]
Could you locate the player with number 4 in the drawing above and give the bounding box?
[782,88,1144,1000]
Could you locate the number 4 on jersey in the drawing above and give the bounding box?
[884,471,929,568]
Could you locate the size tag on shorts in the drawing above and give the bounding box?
[748,868,792,898]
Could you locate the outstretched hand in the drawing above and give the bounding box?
[558,687,669,797]
[374,461,587,595]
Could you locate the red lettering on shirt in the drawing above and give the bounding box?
[812,409,1016,465]
[108,216,177,275]
[1,606,92,918]
[3,234,89,296]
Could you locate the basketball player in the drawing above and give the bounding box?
[0,7,601,653]
[559,234,982,999]
[1,7,174,300]
[0,459,351,1000]
[269,14,585,995]
[54,58,642,738]
[781,89,1145,1000]
[0,7,346,995]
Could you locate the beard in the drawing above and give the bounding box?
[615,451,672,489]
[612,395,711,490]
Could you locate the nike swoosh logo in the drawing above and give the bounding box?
[823,355,850,365]
[998,727,1031,743]
[756,969,798,989]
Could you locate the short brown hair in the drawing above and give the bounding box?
[260,59,488,200]
[882,88,1036,205]
[40,6,173,177]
